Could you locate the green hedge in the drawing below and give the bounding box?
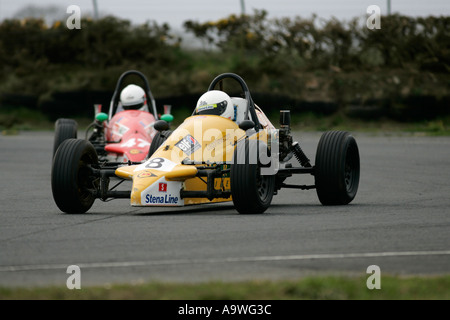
[0,13,449,121]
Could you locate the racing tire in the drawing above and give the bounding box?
[53,118,78,157]
[230,139,275,214]
[52,139,99,214]
[314,131,360,205]
[147,130,172,159]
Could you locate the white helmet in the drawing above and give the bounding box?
[120,84,146,110]
[195,90,234,120]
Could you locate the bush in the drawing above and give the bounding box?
[0,13,449,121]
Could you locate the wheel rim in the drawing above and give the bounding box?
[77,155,97,203]
[257,169,271,201]
[344,143,359,193]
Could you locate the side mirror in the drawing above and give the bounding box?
[239,120,255,131]
[154,120,169,132]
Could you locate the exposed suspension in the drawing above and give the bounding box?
[291,141,311,168]
[279,109,311,167]
[279,110,293,161]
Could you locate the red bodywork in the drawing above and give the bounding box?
[104,110,157,162]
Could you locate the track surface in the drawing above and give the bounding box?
[0,131,449,287]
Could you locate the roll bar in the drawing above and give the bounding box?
[108,70,159,120]
[207,73,262,130]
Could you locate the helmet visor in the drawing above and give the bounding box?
[196,100,228,116]
[123,102,144,110]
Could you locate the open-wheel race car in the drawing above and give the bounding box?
[51,73,360,214]
[52,70,173,163]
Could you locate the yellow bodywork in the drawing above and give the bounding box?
[115,113,272,207]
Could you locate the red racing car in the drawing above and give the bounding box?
[52,70,173,163]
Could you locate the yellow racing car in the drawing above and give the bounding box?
[51,73,360,214]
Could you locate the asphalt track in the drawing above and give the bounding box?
[0,131,449,288]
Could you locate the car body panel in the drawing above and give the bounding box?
[103,110,157,162]
[115,114,274,207]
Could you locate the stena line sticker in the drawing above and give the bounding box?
[140,177,184,206]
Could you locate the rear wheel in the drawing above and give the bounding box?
[147,130,172,159]
[230,139,275,214]
[53,118,78,157]
[52,139,99,214]
[314,131,360,205]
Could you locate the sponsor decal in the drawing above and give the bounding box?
[175,135,201,156]
[139,120,153,131]
[140,177,184,206]
[145,193,179,205]
[137,171,157,178]
[197,100,208,107]
[196,104,217,112]
[214,177,231,190]
[113,122,129,136]
[196,99,227,114]
[130,149,141,154]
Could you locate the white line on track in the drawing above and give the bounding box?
[1,250,449,272]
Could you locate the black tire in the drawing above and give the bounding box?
[52,139,99,214]
[147,130,172,159]
[230,139,275,214]
[314,131,360,205]
[53,118,78,157]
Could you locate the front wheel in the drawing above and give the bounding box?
[314,131,360,205]
[52,139,99,214]
[230,139,275,214]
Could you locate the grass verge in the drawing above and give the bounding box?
[1,275,449,300]
[1,108,448,136]
[284,111,450,136]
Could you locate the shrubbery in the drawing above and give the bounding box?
[184,11,450,71]
[0,12,449,121]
